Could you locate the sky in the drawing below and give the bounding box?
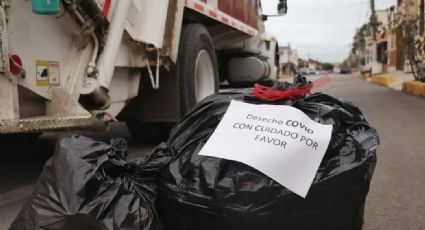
[261,0,396,63]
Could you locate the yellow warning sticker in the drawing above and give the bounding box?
[36,60,49,86]
[36,60,60,86]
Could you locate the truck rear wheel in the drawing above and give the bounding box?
[126,24,218,143]
[178,24,219,115]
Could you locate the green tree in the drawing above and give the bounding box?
[351,24,371,55]
[322,63,334,71]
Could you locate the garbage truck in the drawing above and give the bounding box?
[0,0,286,141]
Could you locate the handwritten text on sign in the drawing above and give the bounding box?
[198,100,333,198]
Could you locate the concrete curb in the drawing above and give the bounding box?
[359,73,424,98]
[363,73,371,80]
[402,81,425,97]
[371,75,395,87]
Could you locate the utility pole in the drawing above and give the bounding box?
[420,0,424,36]
[370,0,377,41]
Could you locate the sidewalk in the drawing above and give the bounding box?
[360,71,425,97]
[360,71,415,91]
[386,71,415,91]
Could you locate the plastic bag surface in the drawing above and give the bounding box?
[158,91,379,230]
[10,135,173,230]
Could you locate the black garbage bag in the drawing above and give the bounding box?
[10,135,173,230]
[158,91,379,230]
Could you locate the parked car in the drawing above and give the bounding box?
[298,68,308,75]
[340,66,352,74]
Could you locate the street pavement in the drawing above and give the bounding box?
[314,74,425,230]
[317,75,425,230]
[0,74,424,229]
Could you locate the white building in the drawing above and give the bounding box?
[279,45,298,76]
[365,9,391,74]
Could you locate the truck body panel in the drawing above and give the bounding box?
[0,0,282,134]
[218,0,259,30]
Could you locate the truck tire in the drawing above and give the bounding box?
[178,24,219,115]
[126,24,219,143]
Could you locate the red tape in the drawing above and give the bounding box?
[103,0,112,17]
[312,74,331,88]
[253,75,330,102]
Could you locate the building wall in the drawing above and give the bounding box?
[279,46,298,75]
[397,0,422,70]
[388,31,398,72]
[364,0,425,73]
[376,10,390,27]
[279,46,298,76]
[279,47,291,64]
[388,32,404,71]
[365,8,406,73]
[290,49,298,64]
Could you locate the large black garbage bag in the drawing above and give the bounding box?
[10,135,173,230]
[158,91,379,230]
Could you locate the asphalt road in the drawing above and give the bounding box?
[0,74,424,229]
[315,74,425,230]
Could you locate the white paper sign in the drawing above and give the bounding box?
[198,100,333,198]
